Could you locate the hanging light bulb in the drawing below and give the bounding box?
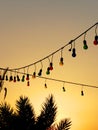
[49,55,53,70]
[81,86,84,96]
[6,75,8,81]
[32,64,36,78]
[44,79,47,88]
[81,90,84,96]
[72,48,76,57]
[44,83,47,88]
[38,69,42,76]
[26,67,29,80]
[62,86,66,92]
[32,72,36,78]
[13,76,16,82]
[9,76,13,81]
[72,41,76,57]
[17,75,20,81]
[9,73,13,81]
[50,62,53,70]
[26,74,29,80]
[21,75,25,82]
[83,40,88,49]
[62,82,66,92]
[93,35,98,45]
[38,61,43,76]
[93,24,98,45]
[46,67,50,75]
[83,33,88,49]
[59,48,64,66]
[59,57,64,66]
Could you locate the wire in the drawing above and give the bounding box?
[0,22,98,90]
[0,67,98,89]
[9,22,98,70]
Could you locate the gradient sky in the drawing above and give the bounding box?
[0,0,98,130]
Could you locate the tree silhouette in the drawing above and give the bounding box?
[0,94,72,130]
[36,94,57,130]
[15,96,36,130]
[0,102,15,130]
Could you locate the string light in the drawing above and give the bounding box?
[5,75,8,81]
[59,48,64,66]
[93,24,98,45]
[83,33,88,50]
[5,22,97,73]
[1,67,98,89]
[46,58,51,75]
[62,82,66,92]
[81,86,84,96]
[21,69,25,82]
[0,22,98,98]
[44,79,47,88]
[32,64,36,78]
[72,41,76,57]
[49,55,54,70]
[38,61,43,76]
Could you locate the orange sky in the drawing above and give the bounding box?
[0,1,98,130]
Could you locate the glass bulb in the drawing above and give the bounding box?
[93,35,98,45]
[50,62,53,70]
[32,72,36,78]
[26,74,29,80]
[17,75,20,81]
[59,57,64,66]
[6,75,8,81]
[62,87,65,92]
[81,90,84,96]
[72,48,76,57]
[38,69,42,76]
[83,40,88,49]
[9,75,13,81]
[14,76,16,82]
[44,83,47,88]
[46,67,50,75]
[21,75,25,82]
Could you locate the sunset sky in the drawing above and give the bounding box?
[0,0,98,130]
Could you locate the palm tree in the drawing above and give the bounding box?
[0,94,72,130]
[35,94,57,130]
[0,102,15,130]
[15,96,36,130]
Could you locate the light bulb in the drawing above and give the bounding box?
[46,67,50,75]
[44,83,47,88]
[26,74,29,80]
[38,69,42,76]
[50,62,53,70]
[6,75,8,81]
[32,72,36,78]
[21,75,25,82]
[72,48,76,57]
[93,35,98,45]
[62,87,65,92]
[17,75,20,81]
[83,40,88,49]
[81,90,84,96]
[14,76,16,82]
[59,57,64,66]
[9,75,13,81]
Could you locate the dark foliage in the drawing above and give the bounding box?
[0,94,72,130]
